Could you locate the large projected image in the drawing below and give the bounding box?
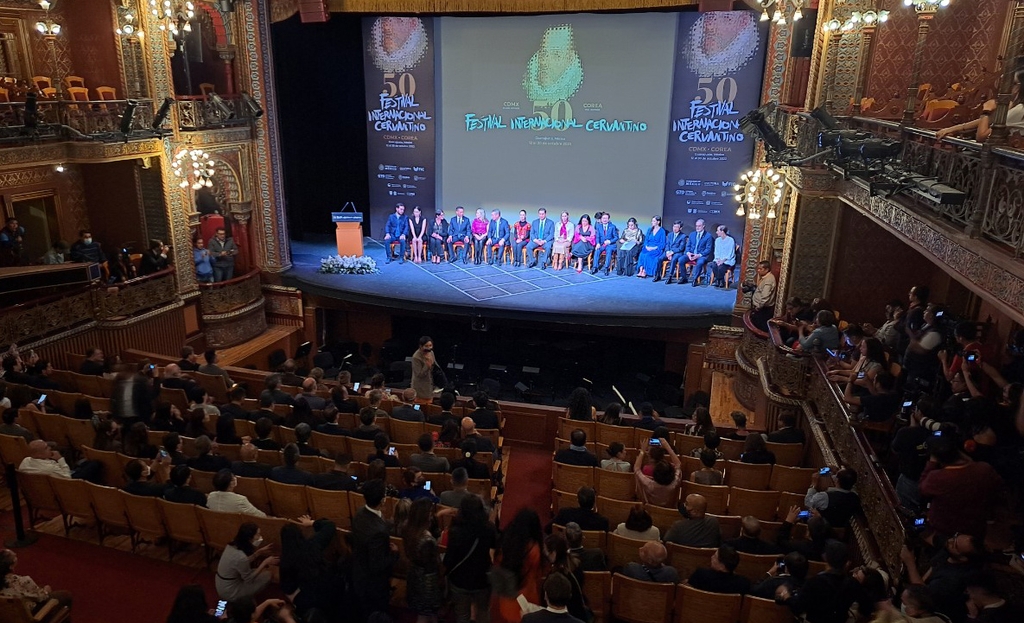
[438,13,677,222]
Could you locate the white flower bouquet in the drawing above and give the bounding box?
[318,254,380,275]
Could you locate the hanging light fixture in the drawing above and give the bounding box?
[35,0,61,37]
[149,0,195,39]
[734,166,784,220]
[115,3,144,40]
[172,146,215,190]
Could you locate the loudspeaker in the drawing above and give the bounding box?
[790,10,817,58]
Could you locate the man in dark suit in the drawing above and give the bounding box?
[427,392,458,425]
[591,212,619,275]
[767,412,806,445]
[521,573,585,623]
[383,203,409,264]
[469,391,499,430]
[163,464,208,506]
[79,347,106,376]
[351,407,384,440]
[177,346,201,372]
[564,522,605,571]
[159,363,198,395]
[270,443,314,485]
[312,453,359,491]
[251,416,281,451]
[111,365,157,422]
[683,218,714,286]
[634,402,661,431]
[250,395,284,426]
[486,209,511,265]
[231,442,274,479]
[220,385,252,421]
[351,479,400,620]
[553,430,600,467]
[725,516,782,555]
[449,206,471,264]
[655,220,688,283]
[688,545,751,594]
[391,388,425,422]
[527,207,556,269]
[550,487,608,532]
[316,408,349,436]
[278,359,304,389]
[188,435,231,472]
[123,459,171,497]
[259,373,295,406]
[461,418,496,454]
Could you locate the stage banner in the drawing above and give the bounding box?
[362,16,436,236]
[663,12,768,238]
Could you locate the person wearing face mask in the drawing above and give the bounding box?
[140,238,170,275]
[215,522,278,603]
[411,335,440,399]
[69,229,106,264]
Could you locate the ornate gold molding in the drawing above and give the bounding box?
[199,272,264,315]
[0,140,163,171]
[181,127,254,146]
[324,0,698,11]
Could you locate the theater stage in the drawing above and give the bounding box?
[284,238,737,328]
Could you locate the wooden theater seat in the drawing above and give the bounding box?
[728,487,781,521]
[611,573,675,623]
[724,461,772,490]
[674,584,743,623]
[769,466,816,494]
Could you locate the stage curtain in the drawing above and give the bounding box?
[323,0,699,14]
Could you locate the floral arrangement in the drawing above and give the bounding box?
[318,255,380,275]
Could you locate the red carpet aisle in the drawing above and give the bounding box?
[499,445,555,529]
[1,529,217,623]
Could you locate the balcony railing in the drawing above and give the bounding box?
[0,99,156,143]
[198,269,263,315]
[176,95,252,131]
[0,267,177,347]
[767,321,812,398]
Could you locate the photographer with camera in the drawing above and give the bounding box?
[938,322,982,384]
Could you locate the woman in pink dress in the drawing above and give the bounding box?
[471,209,489,265]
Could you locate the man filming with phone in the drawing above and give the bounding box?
[804,467,861,529]
[938,321,982,384]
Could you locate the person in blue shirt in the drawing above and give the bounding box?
[526,207,556,269]
[591,212,619,275]
[448,206,471,264]
[636,216,666,279]
[655,221,687,284]
[684,218,714,286]
[193,238,214,283]
[383,203,409,264]
[486,209,510,265]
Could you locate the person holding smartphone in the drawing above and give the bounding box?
[938,321,982,383]
[398,466,439,503]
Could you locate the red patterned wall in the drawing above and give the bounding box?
[828,206,963,326]
[866,0,1007,103]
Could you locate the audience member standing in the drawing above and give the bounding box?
[139,239,170,275]
[208,227,238,281]
[493,509,544,623]
[351,480,400,621]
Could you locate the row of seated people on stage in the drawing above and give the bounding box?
[382,203,739,283]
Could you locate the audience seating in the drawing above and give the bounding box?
[718,438,744,461]
[85,481,131,543]
[595,467,635,499]
[234,476,272,514]
[46,477,94,537]
[612,573,675,623]
[266,479,311,518]
[739,595,795,623]
[681,481,728,515]
[709,513,742,541]
[584,571,612,623]
[727,487,780,521]
[595,422,634,446]
[723,461,772,490]
[676,584,743,623]
[159,498,207,560]
[768,466,815,494]
[665,543,715,579]
[17,471,63,526]
[674,434,704,457]
[606,532,650,571]
[553,462,594,493]
[121,491,166,553]
[646,503,681,534]
[81,446,125,488]
[552,488,578,515]
[598,496,635,528]
[765,443,804,467]
[735,552,781,582]
[0,595,70,623]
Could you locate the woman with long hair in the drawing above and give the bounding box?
[215,522,278,602]
[437,418,461,448]
[183,408,210,439]
[445,495,498,623]
[684,407,715,437]
[552,212,575,271]
[165,584,218,623]
[493,508,543,623]
[542,533,587,621]
[91,418,121,452]
[616,217,644,276]
[565,387,595,421]
[570,214,596,274]
[403,499,442,622]
[279,517,339,618]
[122,421,157,459]
[150,401,185,434]
[409,206,428,263]
[599,402,623,426]
[471,209,489,265]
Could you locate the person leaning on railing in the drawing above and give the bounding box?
[935,70,1024,142]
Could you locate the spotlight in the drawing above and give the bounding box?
[241,92,263,118]
[810,105,841,130]
[54,163,65,173]
[208,92,234,119]
[119,99,138,136]
[739,104,791,156]
[152,96,174,129]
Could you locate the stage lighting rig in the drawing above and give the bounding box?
[739,103,805,166]
[868,165,966,205]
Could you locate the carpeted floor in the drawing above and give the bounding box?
[499,445,556,529]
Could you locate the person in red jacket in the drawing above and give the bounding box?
[918,431,1001,538]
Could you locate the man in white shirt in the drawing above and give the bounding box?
[18,439,102,482]
[206,468,266,517]
[750,260,777,330]
[710,225,737,288]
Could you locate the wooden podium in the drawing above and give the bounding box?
[332,211,364,256]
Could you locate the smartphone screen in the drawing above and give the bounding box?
[797,510,811,521]
[914,517,926,527]
[414,404,421,411]
[37,394,47,404]
[424,480,432,491]
[819,467,831,475]
[351,475,358,480]
[826,349,837,358]
[214,600,227,617]
[388,446,396,456]
[649,438,661,446]
[902,400,913,408]
[856,371,866,379]
[159,449,169,459]
[354,382,361,391]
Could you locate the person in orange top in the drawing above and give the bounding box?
[492,509,543,623]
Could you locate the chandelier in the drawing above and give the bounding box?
[903,0,950,11]
[734,167,784,220]
[35,0,60,36]
[115,4,143,39]
[150,0,195,38]
[824,9,890,33]
[172,147,215,190]
[758,0,803,25]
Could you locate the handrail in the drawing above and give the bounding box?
[197,269,263,316]
[197,268,260,290]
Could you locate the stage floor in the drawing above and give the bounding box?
[283,238,737,328]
